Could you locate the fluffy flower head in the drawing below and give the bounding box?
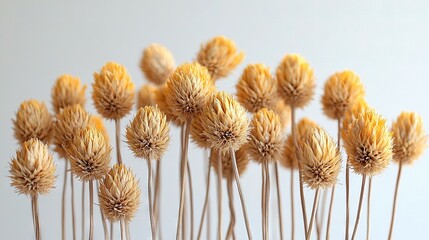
[51,74,86,114]
[140,44,175,85]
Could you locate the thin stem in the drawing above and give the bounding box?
[345,165,350,240]
[71,172,77,240]
[261,166,266,240]
[231,148,253,240]
[290,168,295,240]
[326,187,335,240]
[187,160,195,240]
[115,119,123,165]
[366,177,372,240]
[306,189,320,240]
[205,150,212,240]
[327,119,341,240]
[217,151,223,240]
[110,222,114,240]
[82,182,86,240]
[62,161,68,240]
[197,158,212,239]
[89,180,94,240]
[265,162,271,240]
[154,161,162,239]
[97,183,109,240]
[120,220,125,240]
[351,175,367,240]
[147,159,156,240]
[274,163,284,240]
[126,222,130,240]
[226,177,236,240]
[388,162,403,240]
[316,190,327,240]
[32,195,41,240]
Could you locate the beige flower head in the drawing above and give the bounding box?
[190,114,211,149]
[196,36,244,80]
[248,108,285,164]
[276,54,315,108]
[140,43,175,85]
[273,99,291,130]
[210,148,250,179]
[392,112,428,165]
[53,105,91,159]
[99,164,141,222]
[236,63,278,113]
[298,126,341,189]
[343,98,372,131]
[342,110,393,176]
[10,138,56,196]
[66,127,111,182]
[322,70,365,120]
[51,74,87,114]
[126,106,170,161]
[199,91,249,154]
[13,100,53,145]
[93,62,135,120]
[154,84,185,126]
[281,117,319,169]
[90,115,109,142]
[165,62,214,122]
[137,84,157,109]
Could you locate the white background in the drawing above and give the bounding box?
[1,1,428,239]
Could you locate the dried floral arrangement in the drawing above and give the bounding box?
[9,36,428,240]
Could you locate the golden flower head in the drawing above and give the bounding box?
[273,99,291,130]
[51,74,87,114]
[247,108,285,164]
[98,164,141,222]
[90,115,109,142]
[276,54,315,108]
[321,70,365,120]
[199,91,249,154]
[53,105,91,159]
[140,43,175,85]
[66,127,111,182]
[298,126,341,189]
[154,84,185,126]
[13,100,53,145]
[126,106,170,161]
[281,117,319,169]
[10,138,56,196]
[210,148,250,179]
[137,84,157,109]
[236,63,278,113]
[392,112,428,165]
[93,62,135,120]
[342,110,393,176]
[190,114,211,149]
[343,98,372,131]
[196,36,244,80]
[165,62,214,122]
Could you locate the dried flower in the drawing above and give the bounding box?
[140,44,175,85]
[199,92,249,154]
[98,164,141,222]
[298,126,341,189]
[342,98,372,131]
[93,62,135,120]
[66,127,111,182]
[276,54,315,108]
[196,36,244,80]
[392,112,428,165]
[210,148,250,179]
[272,99,291,130]
[247,108,285,164]
[51,74,87,114]
[126,106,170,161]
[137,84,157,109]
[190,114,211,149]
[321,70,365,119]
[13,100,53,145]
[9,138,56,196]
[342,110,393,176]
[154,84,185,126]
[90,115,109,142]
[236,64,278,113]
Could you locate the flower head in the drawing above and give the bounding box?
[51,74,86,114]
[90,115,109,142]
[190,114,211,149]
[342,98,372,132]
[154,84,185,126]
[210,148,250,179]
[137,84,157,109]
[140,44,175,85]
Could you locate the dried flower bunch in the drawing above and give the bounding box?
[140,43,176,85]
[51,74,87,114]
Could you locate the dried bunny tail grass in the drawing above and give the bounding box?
[13,99,53,145]
[67,127,111,182]
[51,74,87,114]
[321,70,365,120]
[236,64,277,112]
[98,164,141,222]
[248,108,285,164]
[10,138,56,196]
[197,36,244,80]
[93,62,135,120]
[200,91,250,154]
[154,84,185,126]
[298,126,341,189]
[126,106,170,161]
[190,114,211,149]
[342,110,393,176]
[273,100,291,129]
[281,117,319,169]
[276,54,315,108]
[140,43,176,85]
[90,115,109,142]
[53,104,91,159]
[137,84,157,109]
[392,112,428,165]
[210,148,250,179]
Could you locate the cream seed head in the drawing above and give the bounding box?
[137,84,157,109]
[210,148,250,179]
[51,74,87,114]
[140,43,175,85]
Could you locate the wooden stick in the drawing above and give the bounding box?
[351,175,367,240]
[388,162,403,240]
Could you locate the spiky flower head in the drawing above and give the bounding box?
[273,100,291,130]
[140,44,175,85]
[98,164,141,222]
[51,74,87,114]
[199,91,249,154]
[276,54,315,108]
[190,114,211,149]
[210,148,250,179]
[343,98,372,131]
[126,106,170,161]
[13,100,53,145]
[298,126,341,189]
[10,139,56,196]
[66,127,111,182]
[247,108,285,164]
[392,112,428,165]
[321,70,365,120]
[342,110,393,176]
[154,84,185,126]
[93,62,135,120]
[90,115,109,142]
[236,63,278,113]
[196,36,244,80]
[137,84,157,109]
